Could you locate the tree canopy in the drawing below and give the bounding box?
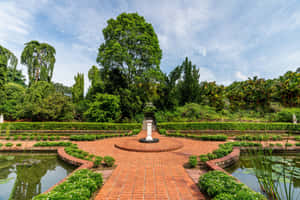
[21,41,56,85]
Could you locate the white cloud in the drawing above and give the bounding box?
[199,67,215,82]
[235,71,247,81]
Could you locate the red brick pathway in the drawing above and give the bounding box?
[76,131,223,200]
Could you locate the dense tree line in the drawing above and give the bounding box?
[0,12,300,122]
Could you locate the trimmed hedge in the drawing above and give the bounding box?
[164,132,227,141]
[157,122,300,131]
[34,141,72,147]
[199,171,266,200]
[0,122,141,130]
[235,135,282,141]
[199,142,262,162]
[33,169,102,200]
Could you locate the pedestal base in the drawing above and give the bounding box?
[139,138,159,143]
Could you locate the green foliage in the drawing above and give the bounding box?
[103,156,115,167]
[32,169,102,200]
[235,134,282,141]
[21,81,74,121]
[158,122,300,131]
[176,57,201,105]
[273,107,300,122]
[199,171,266,199]
[0,122,140,130]
[0,82,25,120]
[97,12,162,89]
[72,73,84,103]
[93,156,103,167]
[21,40,56,85]
[188,156,197,168]
[165,132,227,141]
[34,141,72,147]
[226,77,273,112]
[0,45,18,90]
[70,134,97,141]
[198,81,225,111]
[84,93,121,122]
[5,143,13,147]
[274,71,300,107]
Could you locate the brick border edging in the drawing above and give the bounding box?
[205,147,240,175]
[204,146,300,176]
[114,142,184,153]
[44,147,94,193]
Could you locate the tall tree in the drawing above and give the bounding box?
[0,45,18,89]
[72,73,84,103]
[21,41,56,85]
[176,57,200,105]
[97,12,162,90]
[86,65,104,99]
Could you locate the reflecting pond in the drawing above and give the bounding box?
[0,153,75,200]
[226,153,300,199]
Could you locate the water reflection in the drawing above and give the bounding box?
[0,153,74,200]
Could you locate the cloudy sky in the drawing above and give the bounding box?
[1,0,300,90]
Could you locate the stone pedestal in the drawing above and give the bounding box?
[146,120,153,141]
[0,114,3,123]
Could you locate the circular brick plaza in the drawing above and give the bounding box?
[75,130,225,200]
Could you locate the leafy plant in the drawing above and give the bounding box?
[103,156,115,167]
[189,156,197,168]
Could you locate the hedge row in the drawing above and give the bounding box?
[0,122,141,130]
[158,122,300,131]
[33,169,102,200]
[199,170,266,200]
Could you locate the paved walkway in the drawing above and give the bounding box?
[77,131,223,200]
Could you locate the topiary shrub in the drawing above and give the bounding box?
[103,156,115,167]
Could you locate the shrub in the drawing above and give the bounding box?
[103,156,115,167]
[29,135,35,140]
[21,135,27,140]
[0,143,2,148]
[276,143,283,147]
[94,156,103,167]
[189,156,197,168]
[285,143,293,147]
[36,136,42,141]
[5,136,10,140]
[199,171,266,199]
[70,134,97,141]
[13,135,19,140]
[56,136,61,140]
[5,143,13,147]
[49,136,56,141]
[131,129,141,135]
[294,136,300,141]
[34,141,72,147]
[295,143,300,146]
[32,169,103,200]
[42,136,48,141]
[269,143,274,147]
[16,143,22,147]
[157,122,300,131]
[159,129,167,135]
[199,155,209,162]
[0,122,141,130]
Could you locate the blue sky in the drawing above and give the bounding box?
[1,0,300,90]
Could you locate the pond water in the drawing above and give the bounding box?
[226,153,300,199]
[0,153,75,200]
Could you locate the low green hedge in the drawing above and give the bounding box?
[69,132,136,141]
[198,142,262,162]
[199,171,266,200]
[33,169,102,200]
[164,131,227,141]
[235,135,282,141]
[64,144,115,167]
[0,122,141,130]
[34,141,72,147]
[157,122,300,131]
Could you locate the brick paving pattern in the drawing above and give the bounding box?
[77,131,224,200]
